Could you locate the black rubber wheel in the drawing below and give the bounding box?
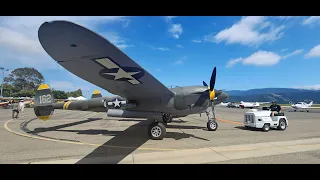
[277,119,287,131]
[262,123,270,132]
[207,120,218,131]
[148,122,166,140]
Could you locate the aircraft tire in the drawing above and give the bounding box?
[148,122,166,140]
[207,120,218,131]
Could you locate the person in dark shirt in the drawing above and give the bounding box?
[269,101,281,116]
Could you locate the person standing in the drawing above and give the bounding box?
[12,101,20,118]
[19,100,25,113]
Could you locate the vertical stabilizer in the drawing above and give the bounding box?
[91,90,102,99]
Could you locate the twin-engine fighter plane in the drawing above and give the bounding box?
[34,20,229,140]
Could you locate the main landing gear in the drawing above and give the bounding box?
[148,113,172,140]
[148,109,218,140]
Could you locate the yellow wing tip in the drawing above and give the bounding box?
[37,115,51,121]
[37,84,50,90]
[92,90,101,95]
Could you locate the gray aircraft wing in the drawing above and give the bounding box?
[38,21,174,100]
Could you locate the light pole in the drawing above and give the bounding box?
[0,67,9,98]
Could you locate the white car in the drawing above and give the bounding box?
[243,108,288,132]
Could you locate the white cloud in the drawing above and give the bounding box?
[174,56,187,65]
[227,49,303,67]
[294,84,320,90]
[148,45,170,51]
[163,17,183,39]
[281,48,288,52]
[192,40,202,43]
[175,59,184,65]
[165,16,177,21]
[155,47,170,51]
[206,16,285,46]
[101,32,134,49]
[49,80,89,92]
[305,44,320,58]
[277,16,294,19]
[0,16,130,70]
[176,44,184,48]
[169,24,183,39]
[302,16,320,25]
[282,49,303,59]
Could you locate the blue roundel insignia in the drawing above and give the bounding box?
[93,57,145,85]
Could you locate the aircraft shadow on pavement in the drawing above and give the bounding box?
[22,117,209,164]
[76,119,209,164]
[29,118,103,134]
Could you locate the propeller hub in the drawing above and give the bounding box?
[210,90,215,101]
[209,89,222,101]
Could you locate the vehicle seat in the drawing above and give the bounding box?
[275,112,284,116]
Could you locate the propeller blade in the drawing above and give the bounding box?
[203,81,208,87]
[210,67,216,91]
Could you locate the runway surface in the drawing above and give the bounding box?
[1,107,320,164]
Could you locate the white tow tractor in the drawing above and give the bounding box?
[243,107,288,132]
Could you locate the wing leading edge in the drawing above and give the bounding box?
[38,21,174,100]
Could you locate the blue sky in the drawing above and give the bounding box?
[1,16,320,98]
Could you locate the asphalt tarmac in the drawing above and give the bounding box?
[1,106,320,164]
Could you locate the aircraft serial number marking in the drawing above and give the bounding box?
[39,94,52,104]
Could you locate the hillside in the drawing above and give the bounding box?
[225,88,320,104]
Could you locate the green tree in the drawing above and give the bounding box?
[67,89,83,97]
[2,83,19,97]
[4,67,44,90]
[52,90,68,99]
[13,90,36,97]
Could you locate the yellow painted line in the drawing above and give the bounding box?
[4,119,178,151]
[216,118,243,125]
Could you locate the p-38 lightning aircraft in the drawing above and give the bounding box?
[34,20,229,140]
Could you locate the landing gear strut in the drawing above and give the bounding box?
[148,113,172,140]
[205,105,218,131]
[162,113,173,123]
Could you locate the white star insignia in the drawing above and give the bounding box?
[113,98,121,108]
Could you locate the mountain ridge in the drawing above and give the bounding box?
[225,88,320,104]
